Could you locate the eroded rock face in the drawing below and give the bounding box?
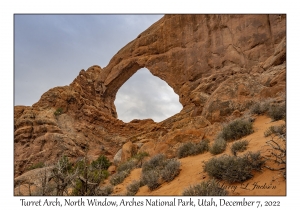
[14,14,286,178]
[98,14,286,113]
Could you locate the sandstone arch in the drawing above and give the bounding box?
[14,14,286,178]
[96,14,286,118]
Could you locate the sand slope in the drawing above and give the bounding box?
[111,115,286,196]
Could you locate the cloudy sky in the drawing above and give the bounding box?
[115,68,182,122]
[14,14,182,122]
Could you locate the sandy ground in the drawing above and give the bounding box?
[111,115,286,196]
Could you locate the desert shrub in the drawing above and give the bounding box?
[161,159,181,182]
[109,158,138,186]
[91,155,111,170]
[131,152,149,167]
[33,154,112,196]
[71,155,111,195]
[51,155,76,195]
[267,103,286,121]
[246,151,265,171]
[141,154,181,190]
[220,118,253,141]
[250,103,263,115]
[209,138,227,155]
[177,142,195,158]
[196,139,210,153]
[131,152,149,160]
[71,180,84,196]
[56,155,73,173]
[182,179,228,196]
[177,139,210,158]
[87,169,109,184]
[231,139,249,156]
[250,100,285,121]
[250,100,272,115]
[204,152,264,183]
[141,170,160,190]
[110,170,130,186]
[54,107,63,116]
[93,170,110,181]
[264,123,286,178]
[142,154,166,173]
[126,180,140,196]
[117,160,136,173]
[28,162,45,170]
[72,178,105,196]
[74,184,113,196]
[265,135,286,179]
[95,185,113,196]
[74,157,109,182]
[102,170,110,179]
[264,124,286,137]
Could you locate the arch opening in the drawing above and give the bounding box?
[114,68,183,123]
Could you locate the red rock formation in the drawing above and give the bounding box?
[14,14,286,179]
[97,14,285,115]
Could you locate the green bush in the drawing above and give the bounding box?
[230,139,249,156]
[204,152,264,183]
[177,139,209,158]
[71,155,111,196]
[91,155,111,170]
[220,119,253,141]
[71,180,84,196]
[28,162,45,170]
[267,103,286,121]
[54,107,64,116]
[88,170,108,184]
[264,124,286,137]
[73,158,109,183]
[209,138,227,155]
[131,152,149,167]
[182,179,228,196]
[126,180,140,196]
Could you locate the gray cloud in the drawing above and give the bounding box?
[15,14,182,122]
[115,68,182,122]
